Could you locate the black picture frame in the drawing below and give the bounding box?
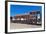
[5,1,45,33]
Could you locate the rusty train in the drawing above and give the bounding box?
[10,11,42,25]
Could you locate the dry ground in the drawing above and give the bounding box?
[10,22,41,29]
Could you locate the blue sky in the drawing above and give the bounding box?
[10,5,42,16]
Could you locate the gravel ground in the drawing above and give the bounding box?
[10,22,41,29]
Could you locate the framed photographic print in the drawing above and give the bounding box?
[5,1,45,33]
